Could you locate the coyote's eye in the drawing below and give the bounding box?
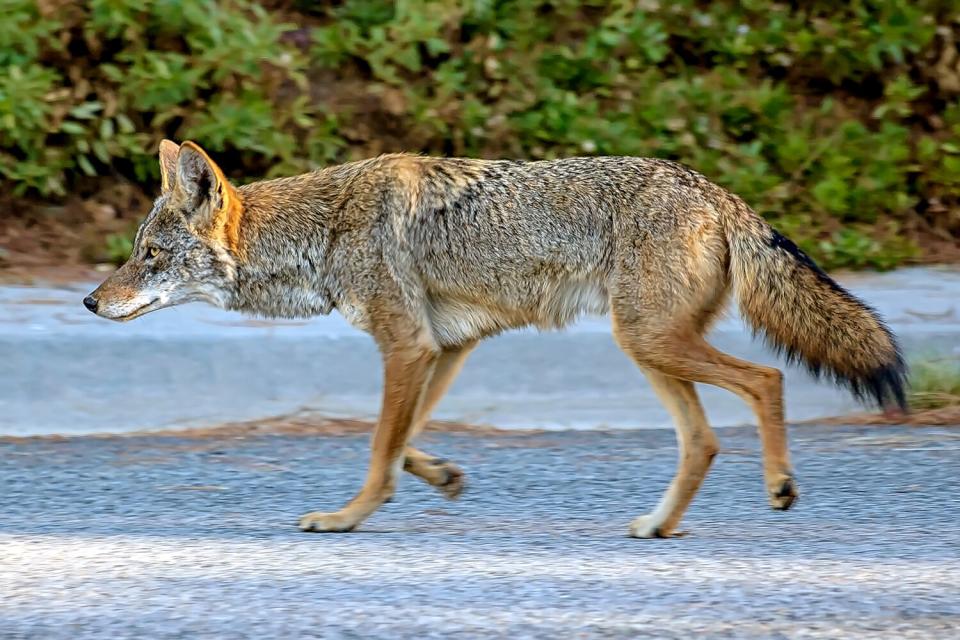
[146,246,161,259]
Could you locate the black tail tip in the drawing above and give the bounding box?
[852,358,909,413]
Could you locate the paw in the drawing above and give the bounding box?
[298,511,359,533]
[629,514,684,539]
[429,458,466,500]
[767,475,799,511]
[410,457,466,500]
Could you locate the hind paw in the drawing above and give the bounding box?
[768,475,799,510]
[629,515,686,539]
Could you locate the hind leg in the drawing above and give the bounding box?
[682,341,796,510]
[628,369,719,538]
[402,341,476,499]
[652,336,796,510]
[614,309,797,514]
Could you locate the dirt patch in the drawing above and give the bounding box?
[0,413,546,444]
[0,264,104,286]
[0,179,151,283]
[813,406,960,427]
[3,405,957,446]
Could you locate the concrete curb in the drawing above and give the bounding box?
[2,266,958,436]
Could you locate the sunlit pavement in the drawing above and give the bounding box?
[3,425,959,638]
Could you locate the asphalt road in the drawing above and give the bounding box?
[2,424,960,638]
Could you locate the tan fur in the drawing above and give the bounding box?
[86,141,907,538]
[402,341,475,498]
[158,140,179,193]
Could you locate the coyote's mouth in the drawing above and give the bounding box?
[108,298,161,322]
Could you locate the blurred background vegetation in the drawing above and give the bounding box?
[1,0,959,270]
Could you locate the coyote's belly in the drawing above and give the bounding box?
[426,274,609,347]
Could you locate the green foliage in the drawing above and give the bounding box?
[2,0,959,269]
[104,232,134,266]
[908,357,960,410]
[817,227,918,271]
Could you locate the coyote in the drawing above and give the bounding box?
[85,140,906,538]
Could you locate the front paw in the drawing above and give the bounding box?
[298,511,359,533]
[407,457,466,500]
[425,458,466,500]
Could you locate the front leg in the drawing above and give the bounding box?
[401,341,476,499]
[300,340,438,532]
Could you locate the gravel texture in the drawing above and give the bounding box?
[3,424,960,638]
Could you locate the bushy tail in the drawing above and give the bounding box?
[724,203,907,411]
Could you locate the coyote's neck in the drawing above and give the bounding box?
[224,169,351,319]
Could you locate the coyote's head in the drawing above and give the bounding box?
[84,141,242,321]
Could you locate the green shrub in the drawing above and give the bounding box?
[909,357,960,410]
[103,231,134,266]
[2,0,959,269]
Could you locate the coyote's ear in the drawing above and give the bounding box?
[158,139,179,193]
[175,141,238,229]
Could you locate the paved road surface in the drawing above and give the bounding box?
[3,424,959,638]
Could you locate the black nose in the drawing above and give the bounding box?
[83,295,99,313]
